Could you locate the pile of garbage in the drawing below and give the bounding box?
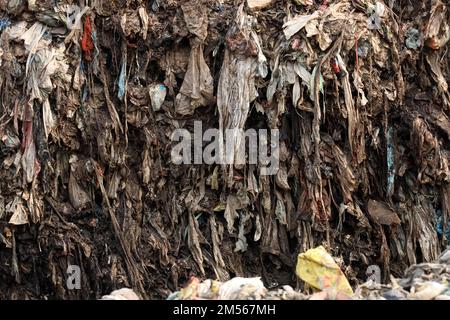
[355,247,450,300]
[100,288,140,300]
[168,246,450,300]
[0,0,449,299]
[167,276,308,300]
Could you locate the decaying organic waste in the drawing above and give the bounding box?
[0,0,449,299]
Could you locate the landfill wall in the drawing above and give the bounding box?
[0,0,449,299]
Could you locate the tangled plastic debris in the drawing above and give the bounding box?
[0,0,449,300]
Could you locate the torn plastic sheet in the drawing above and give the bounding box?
[21,104,38,184]
[175,45,213,115]
[42,99,55,139]
[1,0,450,301]
[5,21,28,39]
[149,84,167,112]
[367,200,401,226]
[138,7,149,40]
[426,52,450,109]
[217,5,267,173]
[309,64,323,102]
[175,0,214,115]
[283,11,320,40]
[63,5,90,44]
[26,46,70,103]
[7,196,28,226]
[386,127,395,197]
[424,0,450,50]
[367,2,385,30]
[0,17,11,31]
[20,22,47,76]
[59,5,89,30]
[436,210,450,245]
[406,28,423,50]
[118,59,127,100]
[234,212,251,253]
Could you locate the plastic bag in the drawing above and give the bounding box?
[295,246,353,296]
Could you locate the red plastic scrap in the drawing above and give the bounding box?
[331,57,346,79]
[291,38,301,50]
[21,102,33,153]
[425,37,439,50]
[81,16,94,61]
[319,0,328,11]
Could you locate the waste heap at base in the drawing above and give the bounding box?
[168,247,450,300]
